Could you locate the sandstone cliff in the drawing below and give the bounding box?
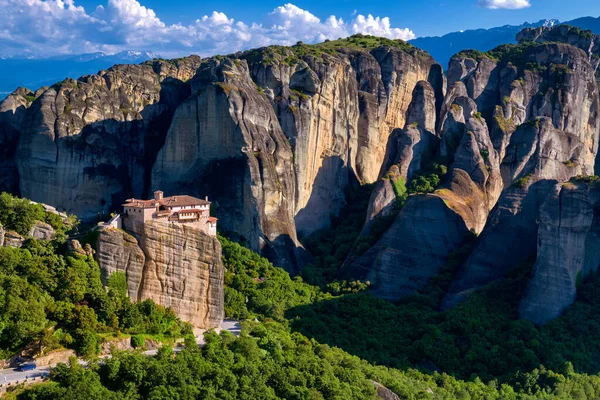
[0,36,444,272]
[344,37,600,310]
[96,221,224,329]
[15,57,201,219]
[441,42,599,311]
[519,179,600,324]
[0,87,39,194]
[5,32,600,324]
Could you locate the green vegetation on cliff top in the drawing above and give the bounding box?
[238,34,420,66]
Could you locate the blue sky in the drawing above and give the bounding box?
[71,0,600,37]
[2,0,600,57]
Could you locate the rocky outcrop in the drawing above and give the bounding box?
[379,81,439,182]
[0,224,4,247]
[4,231,24,248]
[344,89,501,302]
[151,58,303,272]
[15,57,201,220]
[341,194,470,300]
[519,180,600,324]
[373,381,402,400]
[344,36,600,307]
[0,87,38,194]
[517,25,600,71]
[360,167,400,236]
[442,41,600,311]
[97,228,146,295]
[151,41,444,269]
[28,221,55,241]
[68,239,94,257]
[5,33,600,324]
[0,37,446,271]
[96,221,224,329]
[243,44,443,247]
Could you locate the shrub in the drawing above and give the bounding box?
[131,335,145,349]
[514,173,533,188]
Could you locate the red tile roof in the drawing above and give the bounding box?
[123,194,210,208]
[159,195,210,208]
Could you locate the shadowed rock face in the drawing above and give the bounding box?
[96,221,224,329]
[441,42,600,314]
[0,87,37,194]
[14,57,202,220]
[341,194,470,301]
[519,181,600,324]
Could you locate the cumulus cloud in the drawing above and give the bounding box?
[0,0,416,57]
[478,0,531,9]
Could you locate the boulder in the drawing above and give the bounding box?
[28,221,55,240]
[4,231,24,248]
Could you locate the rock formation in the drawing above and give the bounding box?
[28,221,55,241]
[0,37,444,271]
[0,87,37,194]
[96,221,224,329]
[442,41,600,311]
[343,33,600,312]
[0,220,57,247]
[519,179,600,324]
[3,231,24,248]
[517,24,600,72]
[15,57,201,220]
[4,31,600,325]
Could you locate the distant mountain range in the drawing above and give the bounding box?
[410,16,600,68]
[0,51,159,98]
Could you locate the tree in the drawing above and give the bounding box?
[107,271,129,299]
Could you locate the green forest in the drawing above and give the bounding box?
[5,190,600,399]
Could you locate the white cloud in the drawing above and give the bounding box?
[0,0,416,57]
[478,0,531,9]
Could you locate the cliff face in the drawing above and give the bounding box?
[96,221,224,329]
[519,180,600,324]
[14,57,201,219]
[343,38,600,310]
[240,46,443,237]
[151,58,302,272]
[0,87,39,194]
[5,32,600,324]
[1,37,444,271]
[441,42,599,311]
[517,25,600,72]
